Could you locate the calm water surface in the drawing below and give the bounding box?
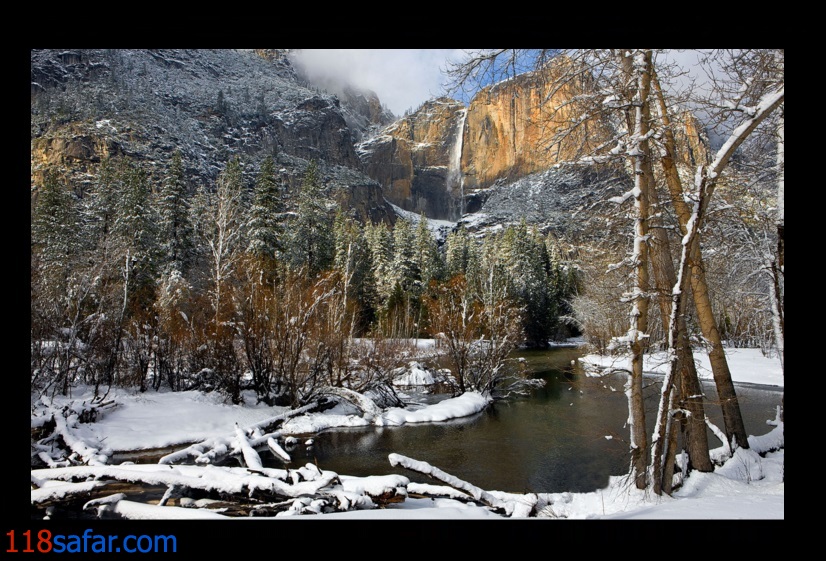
[275,347,783,494]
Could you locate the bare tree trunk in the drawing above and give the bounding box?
[774,104,784,383]
[774,103,784,482]
[650,72,750,451]
[646,165,713,485]
[621,50,652,490]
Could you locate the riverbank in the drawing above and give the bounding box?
[30,345,783,520]
[578,346,784,388]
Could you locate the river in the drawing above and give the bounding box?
[269,346,783,494]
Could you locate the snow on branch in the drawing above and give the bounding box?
[234,424,263,470]
[97,498,231,520]
[267,437,291,462]
[50,407,110,466]
[31,480,107,505]
[32,462,341,501]
[318,386,383,421]
[709,86,784,179]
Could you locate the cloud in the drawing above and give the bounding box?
[290,49,467,116]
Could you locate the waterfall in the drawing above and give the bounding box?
[447,107,467,220]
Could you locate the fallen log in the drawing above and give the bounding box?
[32,463,340,504]
[388,453,506,511]
[388,453,537,516]
[159,401,319,465]
[267,437,291,462]
[234,424,263,470]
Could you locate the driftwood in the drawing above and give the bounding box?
[267,437,291,462]
[234,424,264,470]
[32,398,118,467]
[158,401,319,465]
[30,462,411,519]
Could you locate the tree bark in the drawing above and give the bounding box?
[645,161,713,483]
[621,50,652,490]
[650,71,750,451]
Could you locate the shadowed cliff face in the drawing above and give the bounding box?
[30,49,396,224]
[357,98,467,220]
[358,59,615,222]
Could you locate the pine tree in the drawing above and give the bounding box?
[414,214,444,286]
[332,210,376,332]
[391,218,421,295]
[365,220,395,306]
[247,155,283,278]
[445,226,473,278]
[31,170,89,395]
[157,151,194,276]
[112,161,160,313]
[497,221,557,347]
[289,160,333,277]
[82,157,119,258]
[32,170,82,281]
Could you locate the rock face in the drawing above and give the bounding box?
[460,58,611,193]
[357,58,613,223]
[357,56,710,232]
[358,98,467,220]
[31,50,710,234]
[30,49,396,223]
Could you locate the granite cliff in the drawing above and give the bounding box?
[31,50,709,235]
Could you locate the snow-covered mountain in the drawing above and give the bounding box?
[30,49,706,237]
[31,49,396,223]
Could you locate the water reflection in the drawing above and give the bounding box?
[264,347,783,495]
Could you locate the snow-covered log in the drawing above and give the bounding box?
[337,474,409,505]
[267,437,291,462]
[388,453,510,514]
[159,401,318,465]
[31,480,106,505]
[318,386,382,420]
[234,424,263,470]
[32,463,341,502]
[97,498,231,519]
[51,407,110,466]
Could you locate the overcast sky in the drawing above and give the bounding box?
[289,49,719,124]
[290,49,468,117]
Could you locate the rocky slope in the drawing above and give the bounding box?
[356,57,618,224]
[357,98,467,220]
[30,49,396,223]
[31,50,710,236]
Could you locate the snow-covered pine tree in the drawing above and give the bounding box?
[333,211,377,333]
[288,160,333,277]
[414,213,444,287]
[364,220,395,307]
[247,154,283,279]
[391,218,421,295]
[157,150,194,277]
[31,170,86,394]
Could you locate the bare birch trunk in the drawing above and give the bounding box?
[774,104,784,484]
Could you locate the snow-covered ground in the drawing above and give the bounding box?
[578,347,783,388]
[388,202,457,242]
[30,345,783,520]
